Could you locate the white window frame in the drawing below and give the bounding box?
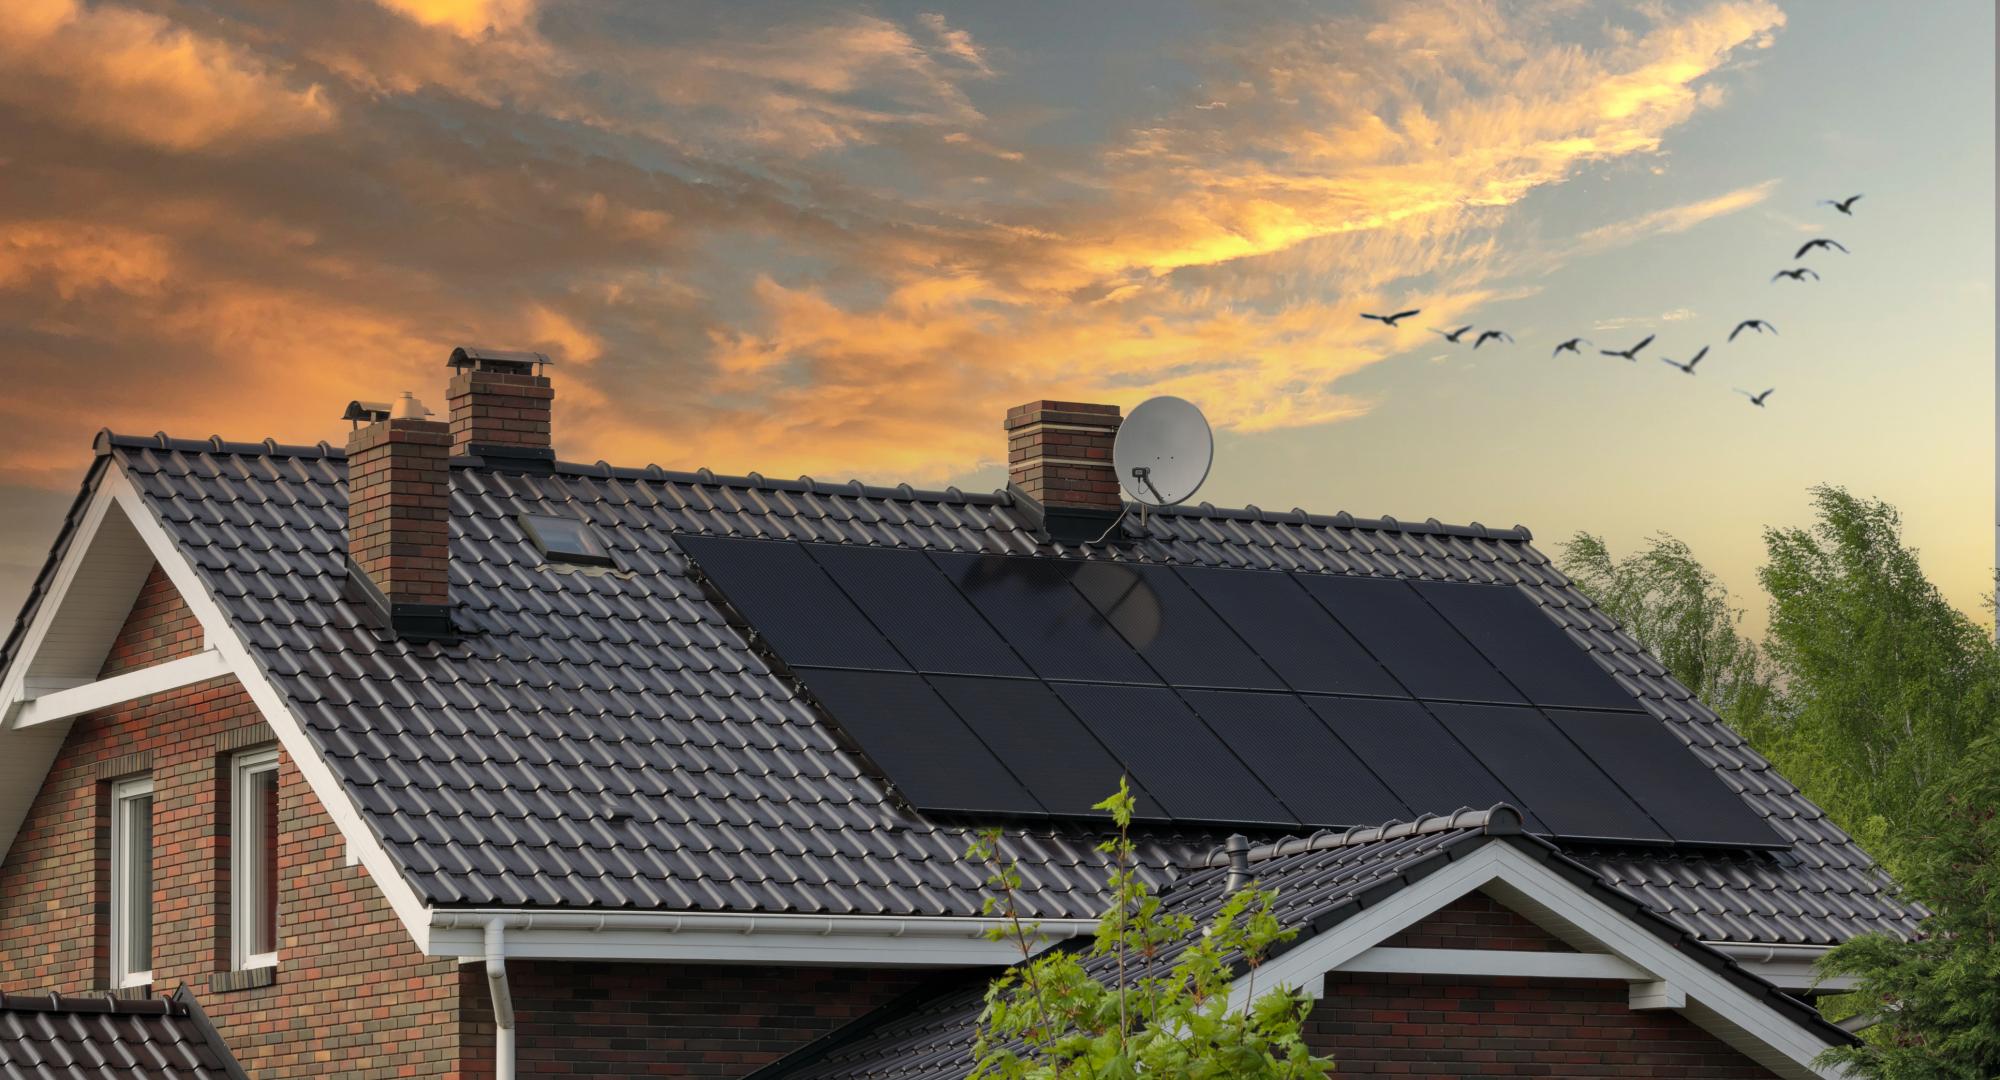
[108,775,154,988]
[230,747,281,971]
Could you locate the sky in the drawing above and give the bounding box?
[0,0,1992,637]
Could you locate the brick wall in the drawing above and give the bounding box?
[97,564,202,677]
[1378,893,1578,952]
[0,565,468,1077]
[457,961,930,1078]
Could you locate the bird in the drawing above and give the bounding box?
[1552,337,1591,356]
[1819,194,1863,215]
[1430,325,1475,343]
[1599,334,1654,361]
[1772,268,1820,282]
[1794,238,1849,259]
[1729,319,1777,341]
[1660,346,1708,374]
[1361,309,1421,327]
[1735,387,1775,407]
[1473,330,1513,349]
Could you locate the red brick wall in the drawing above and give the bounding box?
[1378,893,1578,952]
[97,564,202,677]
[0,565,468,1077]
[1306,973,1778,1078]
[457,961,930,1078]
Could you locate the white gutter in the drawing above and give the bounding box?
[1702,941,1849,992]
[484,920,515,1080]
[429,909,1100,967]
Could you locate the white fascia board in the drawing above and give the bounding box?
[430,910,1099,967]
[1336,946,1649,981]
[101,473,439,953]
[12,649,233,728]
[1224,842,1851,1079]
[0,474,121,709]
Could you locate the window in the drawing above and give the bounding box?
[109,776,154,988]
[519,513,615,567]
[231,748,280,970]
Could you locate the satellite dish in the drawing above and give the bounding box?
[1113,396,1213,507]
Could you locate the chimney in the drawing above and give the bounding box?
[344,392,455,640]
[1004,400,1125,542]
[446,347,554,462]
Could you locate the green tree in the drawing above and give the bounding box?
[966,783,1333,1079]
[1758,486,2000,869]
[1556,531,1781,733]
[1815,733,2000,1080]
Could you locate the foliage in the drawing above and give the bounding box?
[965,782,1334,1079]
[1756,486,2000,871]
[1557,531,1782,734]
[1815,733,2000,1080]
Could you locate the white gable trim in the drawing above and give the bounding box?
[0,470,437,952]
[11,650,232,728]
[1227,841,1850,1080]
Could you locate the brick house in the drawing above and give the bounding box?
[0,349,1916,1077]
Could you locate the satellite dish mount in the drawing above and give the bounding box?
[1112,396,1215,531]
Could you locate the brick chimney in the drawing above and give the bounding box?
[446,347,554,462]
[1004,400,1124,541]
[344,392,454,640]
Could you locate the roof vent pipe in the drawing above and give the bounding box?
[1223,833,1251,894]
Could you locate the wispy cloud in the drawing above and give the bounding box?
[1574,179,1780,254]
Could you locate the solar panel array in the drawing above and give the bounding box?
[674,535,1779,848]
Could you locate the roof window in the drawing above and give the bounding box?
[520,513,615,568]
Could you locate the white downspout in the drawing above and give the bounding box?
[485,919,515,1080]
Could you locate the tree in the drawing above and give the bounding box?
[1815,733,2000,1080]
[1758,487,2000,870]
[966,783,1333,1079]
[1556,531,1781,734]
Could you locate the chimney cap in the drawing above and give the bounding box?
[448,346,553,377]
[342,400,393,426]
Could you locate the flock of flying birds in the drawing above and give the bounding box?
[1360,193,1868,410]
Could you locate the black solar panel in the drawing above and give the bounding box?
[1180,690,1410,827]
[675,535,907,672]
[793,668,1040,816]
[1547,710,1780,848]
[1412,580,1638,710]
[1069,563,1284,690]
[807,544,1030,677]
[1172,566,1404,696]
[1302,695,1542,831]
[929,553,1160,684]
[1053,684,1294,826]
[927,675,1146,819]
[1300,575,1523,703]
[1429,703,1668,844]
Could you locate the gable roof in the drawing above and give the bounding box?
[0,985,248,1079]
[752,809,1856,1080]
[0,431,1918,947]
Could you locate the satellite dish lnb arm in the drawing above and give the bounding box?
[1131,466,1167,504]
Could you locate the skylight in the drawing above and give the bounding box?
[520,513,615,568]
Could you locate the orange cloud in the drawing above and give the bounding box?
[0,0,334,152]
[370,0,536,38]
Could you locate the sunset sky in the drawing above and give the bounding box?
[0,0,1992,635]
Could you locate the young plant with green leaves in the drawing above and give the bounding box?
[964,782,1334,1079]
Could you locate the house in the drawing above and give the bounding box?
[0,349,1918,1078]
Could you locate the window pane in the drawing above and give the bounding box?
[254,768,278,955]
[124,794,152,976]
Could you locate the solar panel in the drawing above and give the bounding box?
[1180,690,1410,827]
[1412,581,1638,711]
[1069,562,1284,690]
[1053,684,1295,826]
[1300,575,1522,703]
[1546,710,1781,848]
[1428,703,1668,844]
[1173,566,1404,697]
[928,552,1160,684]
[806,544,1030,677]
[1301,695,1542,831]
[674,535,907,672]
[927,675,1150,819]
[793,668,1040,816]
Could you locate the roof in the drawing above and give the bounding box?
[0,985,247,1079]
[753,810,1856,1080]
[0,430,1920,943]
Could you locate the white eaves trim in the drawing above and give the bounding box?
[1336,945,1649,981]
[1226,841,1852,1080]
[431,909,1099,967]
[10,649,232,728]
[1707,940,1850,992]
